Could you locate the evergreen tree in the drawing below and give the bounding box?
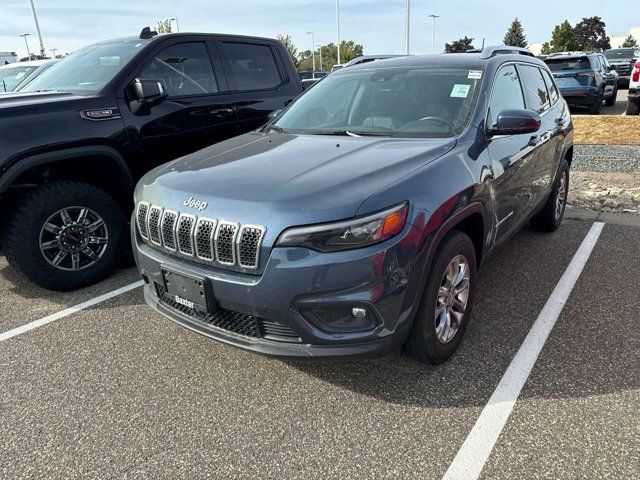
[622,34,638,48]
[444,37,475,53]
[545,20,579,54]
[504,18,528,48]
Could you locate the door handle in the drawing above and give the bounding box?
[210,108,234,117]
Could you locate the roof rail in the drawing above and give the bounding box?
[478,46,534,59]
[547,51,589,57]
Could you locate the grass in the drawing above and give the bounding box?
[572,115,640,145]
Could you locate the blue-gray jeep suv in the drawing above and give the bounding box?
[132,47,573,363]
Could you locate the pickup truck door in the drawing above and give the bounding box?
[119,38,238,178]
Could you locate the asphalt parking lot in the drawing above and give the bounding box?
[572,88,629,116]
[1,215,639,479]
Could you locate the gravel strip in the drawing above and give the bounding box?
[573,145,640,173]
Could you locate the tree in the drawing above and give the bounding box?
[445,36,475,53]
[573,16,610,51]
[504,18,528,48]
[157,20,172,34]
[622,34,638,48]
[542,20,578,54]
[298,40,363,71]
[277,34,299,69]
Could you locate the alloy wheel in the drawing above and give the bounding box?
[434,254,470,344]
[39,206,109,271]
[555,171,568,221]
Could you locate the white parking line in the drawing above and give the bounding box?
[443,221,605,480]
[0,281,144,343]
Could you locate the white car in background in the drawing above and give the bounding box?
[0,59,56,92]
[627,60,640,115]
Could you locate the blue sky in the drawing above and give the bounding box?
[2,0,637,58]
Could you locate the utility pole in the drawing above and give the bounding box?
[28,0,45,57]
[336,0,341,66]
[50,48,58,58]
[20,33,32,60]
[404,0,411,54]
[319,45,323,71]
[307,31,316,72]
[429,14,439,54]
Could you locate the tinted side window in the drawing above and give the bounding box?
[487,64,525,128]
[221,42,283,91]
[139,43,218,97]
[519,65,550,113]
[541,69,559,104]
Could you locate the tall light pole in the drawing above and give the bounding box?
[50,48,58,58]
[169,17,179,32]
[28,0,45,57]
[404,0,411,54]
[306,31,316,72]
[429,14,440,54]
[20,33,32,60]
[319,45,323,71]
[336,0,341,66]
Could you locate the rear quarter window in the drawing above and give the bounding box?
[519,64,550,113]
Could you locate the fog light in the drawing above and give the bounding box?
[301,306,378,333]
[352,307,367,318]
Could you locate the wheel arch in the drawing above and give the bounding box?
[0,146,135,211]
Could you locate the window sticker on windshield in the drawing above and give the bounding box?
[468,70,482,79]
[451,84,471,98]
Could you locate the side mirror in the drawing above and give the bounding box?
[488,109,541,137]
[133,78,167,103]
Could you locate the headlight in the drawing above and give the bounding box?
[276,202,408,252]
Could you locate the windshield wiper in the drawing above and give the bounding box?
[264,124,289,134]
[305,129,392,137]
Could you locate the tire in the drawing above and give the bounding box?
[605,87,617,107]
[530,159,570,232]
[1,181,126,291]
[627,101,639,116]
[405,231,477,364]
[588,96,602,114]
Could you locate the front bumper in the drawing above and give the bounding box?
[133,223,421,359]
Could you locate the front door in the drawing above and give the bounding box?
[119,40,238,179]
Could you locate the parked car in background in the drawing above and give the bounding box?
[132,47,573,364]
[604,47,640,88]
[626,60,640,115]
[0,59,56,92]
[544,51,618,114]
[298,70,329,90]
[0,29,302,291]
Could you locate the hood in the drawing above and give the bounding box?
[137,131,455,232]
[0,91,83,110]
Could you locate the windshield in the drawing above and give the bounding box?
[272,67,481,138]
[545,57,591,71]
[604,49,640,59]
[20,41,146,95]
[0,65,38,92]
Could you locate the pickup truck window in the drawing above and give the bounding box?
[221,42,282,91]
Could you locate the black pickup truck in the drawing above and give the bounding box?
[0,29,302,290]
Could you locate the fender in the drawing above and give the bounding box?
[0,145,134,195]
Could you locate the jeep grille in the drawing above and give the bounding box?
[136,202,266,271]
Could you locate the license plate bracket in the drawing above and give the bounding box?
[161,268,209,312]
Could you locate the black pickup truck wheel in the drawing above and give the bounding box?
[2,181,125,291]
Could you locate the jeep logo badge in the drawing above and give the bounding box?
[183,196,208,212]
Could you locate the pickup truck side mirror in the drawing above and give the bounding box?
[488,109,541,137]
[130,78,168,115]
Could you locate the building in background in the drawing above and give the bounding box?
[610,27,640,48]
[0,52,18,65]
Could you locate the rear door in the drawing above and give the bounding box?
[217,39,298,132]
[486,63,536,244]
[119,39,238,176]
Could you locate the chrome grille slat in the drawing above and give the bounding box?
[215,222,238,265]
[136,202,264,271]
[176,214,196,256]
[160,210,178,251]
[237,225,265,269]
[195,218,216,261]
[136,202,150,240]
[148,206,163,246]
